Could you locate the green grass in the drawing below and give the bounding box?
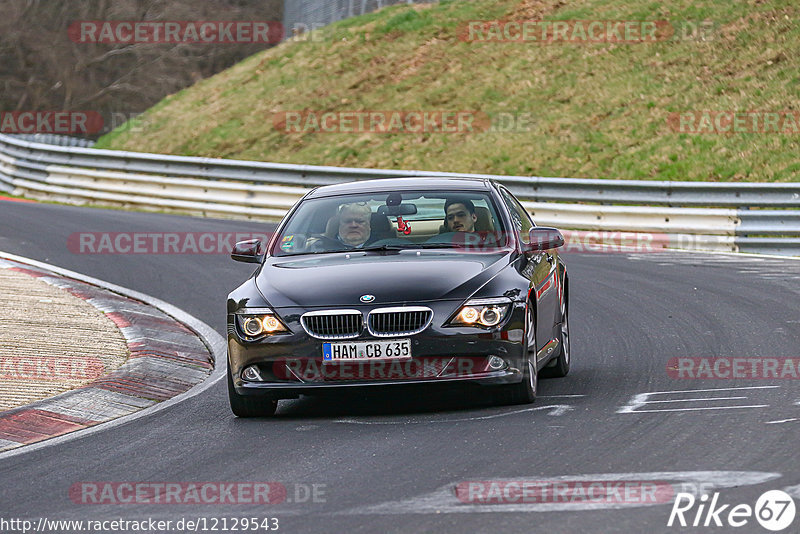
[95,0,800,181]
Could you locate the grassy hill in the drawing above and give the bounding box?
[96,0,800,181]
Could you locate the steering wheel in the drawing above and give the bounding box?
[305,235,344,252]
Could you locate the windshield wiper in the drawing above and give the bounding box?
[415,243,460,249]
[280,244,427,256]
[285,242,489,256]
[278,247,363,256]
[360,243,459,252]
[359,244,409,252]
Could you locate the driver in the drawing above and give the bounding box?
[444,198,478,233]
[337,203,371,247]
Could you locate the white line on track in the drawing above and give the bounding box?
[628,405,769,413]
[643,396,749,403]
[643,386,780,395]
[784,484,800,499]
[618,386,779,414]
[765,418,800,424]
[338,471,782,515]
[627,249,800,262]
[333,404,574,424]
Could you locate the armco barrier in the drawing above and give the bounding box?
[283,0,434,39]
[1,133,799,255]
[9,133,95,148]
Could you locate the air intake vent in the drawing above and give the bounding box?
[301,310,363,339]
[368,307,433,337]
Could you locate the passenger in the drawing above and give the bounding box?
[444,198,478,233]
[337,203,371,247]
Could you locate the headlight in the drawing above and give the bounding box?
[449,298,512,328]
[235,308,289,340]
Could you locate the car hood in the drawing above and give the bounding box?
[256,250,511,308]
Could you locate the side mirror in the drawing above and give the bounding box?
[524,227,564,252]
[231,239,265,263]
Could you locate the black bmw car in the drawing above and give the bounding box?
[227,178,570,417]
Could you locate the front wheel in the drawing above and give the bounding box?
[227,364,278,417]
[541,299,570,378]
[494,303,537,405]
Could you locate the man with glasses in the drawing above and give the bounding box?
[337,203,372,247]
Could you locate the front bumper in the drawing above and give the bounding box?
[228,302,527,399]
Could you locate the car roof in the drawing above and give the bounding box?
[305,177,494,198]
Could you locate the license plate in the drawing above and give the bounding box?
[322,339,411,362]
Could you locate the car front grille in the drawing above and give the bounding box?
[300,309,363,340]
[367,307,433,337]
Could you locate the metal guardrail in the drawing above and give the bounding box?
[8,134,95,148]
[1,133,799,255]
[283,0,435,38]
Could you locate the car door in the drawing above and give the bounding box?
[498,187,559,358]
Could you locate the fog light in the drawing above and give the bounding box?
[488,356,506,370]
[242,365,264,381]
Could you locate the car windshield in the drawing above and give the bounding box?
[271,190,509,257]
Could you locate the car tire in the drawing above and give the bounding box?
[227,364,278,417]
[494,303,537,405]
[541,295,570,379]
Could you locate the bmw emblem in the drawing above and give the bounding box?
[360,294,375,303]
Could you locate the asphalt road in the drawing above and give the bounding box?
[1,200,799,533]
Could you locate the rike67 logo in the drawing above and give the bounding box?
[668,490,796,531]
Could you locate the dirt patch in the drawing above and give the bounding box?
[394,37,448,82]
[718,8,797,41]
[509,0,568,21]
